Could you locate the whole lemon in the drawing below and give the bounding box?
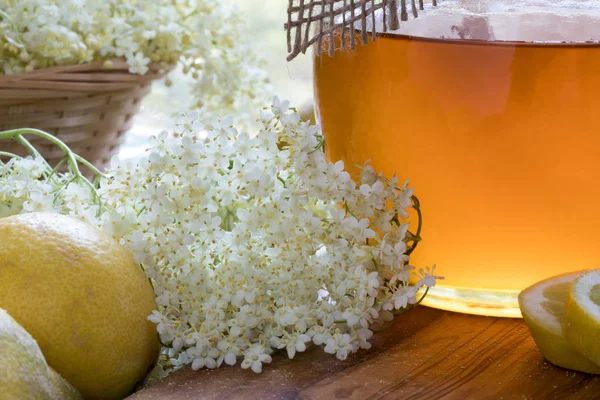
[0,213,160,400]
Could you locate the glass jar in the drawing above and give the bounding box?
[314,0,600,317]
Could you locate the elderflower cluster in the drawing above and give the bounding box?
[0,0,269,119]
[0,156,101,222]
[0,98,440,376]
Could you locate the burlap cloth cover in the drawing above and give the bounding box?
[0,59,168,170]
[286,0,441,60]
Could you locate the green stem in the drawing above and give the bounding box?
[91,173,105,216]
[0,128,107,179]
[412,195,422,238]
[343,200,357,219]
[0,128,106,210]
[75,155,107,179]
[52,176,78,202]
[414,286,429,306]
[0,151,21,160]
[277,175,286,188]
[45,156,68,182]
[0,9,24,48]
[372,318,395,333]
[308,136,325,154]
[406,195,422,256]
[92,173,102,189]
[0,129,75,168]
[14,135,51,169]
[137,206,147,217]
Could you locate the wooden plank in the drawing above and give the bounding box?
[127,307,600,400]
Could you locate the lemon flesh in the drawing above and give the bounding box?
[518,271,600,374]
[0,213,160,399]
[564,269,600,366]
[0,308,82,400]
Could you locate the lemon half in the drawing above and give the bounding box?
[518,271,600,374]
[564,269,600,366]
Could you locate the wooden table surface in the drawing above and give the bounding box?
[129,306,600,400]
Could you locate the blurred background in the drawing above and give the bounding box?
[121,0,313,159]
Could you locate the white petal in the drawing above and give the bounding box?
[230,326,241,337]
[225,353,237,366]
[287,346,296,359]
[337,349,348,360]
[295,341,306,352]
[206,358,217,369]
[259,354,272,363]
[251,361,262,373]
[191,358,205,371]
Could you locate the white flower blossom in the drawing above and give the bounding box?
[0,97,440,378]
[241,344,272,373]
[21,189,54,213]
[187,343,219,371]
[324,333,355,361]
[285,333,311,359]
[126,51,150,75]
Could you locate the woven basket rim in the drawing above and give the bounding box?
[0,58,171,171]
[0,58,169,84]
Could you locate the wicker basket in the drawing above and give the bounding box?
[0,59,168,169]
